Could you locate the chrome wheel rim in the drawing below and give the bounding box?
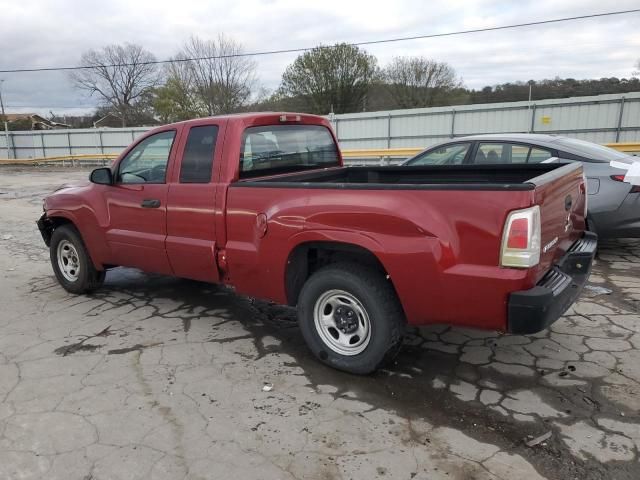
[57,240,80,282]
[313,289,371,356]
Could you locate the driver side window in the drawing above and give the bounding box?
[117,131,176,184]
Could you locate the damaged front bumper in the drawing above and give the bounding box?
[36,213,53,246]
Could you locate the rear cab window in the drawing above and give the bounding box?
[239,125,339,178]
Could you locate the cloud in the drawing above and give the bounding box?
[1,0,639,115]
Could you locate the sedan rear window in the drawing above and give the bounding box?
[239,125,340,178]
[554,138,634,163]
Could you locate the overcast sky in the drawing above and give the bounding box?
[1,0,639,116]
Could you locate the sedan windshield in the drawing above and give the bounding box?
[554,138,634,164]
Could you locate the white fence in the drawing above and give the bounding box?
[0,127,149,160]
[1,92,639,160]
[330,92,640,151]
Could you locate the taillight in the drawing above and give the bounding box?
[611,174,640,193]
[507,218,529,249]
[500,206,541,268]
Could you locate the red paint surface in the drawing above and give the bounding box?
[43,113,586,331]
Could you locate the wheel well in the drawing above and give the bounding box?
[285,241,390,306]
[44,217,109,271]
[40,216,73,246]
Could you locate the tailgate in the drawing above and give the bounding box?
[532,163,587,281]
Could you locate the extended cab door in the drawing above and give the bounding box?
[165,120,226,282]
[104,128,179,275]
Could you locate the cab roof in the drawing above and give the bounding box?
[166,112,328,128]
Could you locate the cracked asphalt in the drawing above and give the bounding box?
[0,166,639,480]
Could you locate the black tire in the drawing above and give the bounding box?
[586,215,597,236]
[297,262,405,374]
[50,224,105,294]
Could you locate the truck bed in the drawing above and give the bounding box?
[235,163,578,191]
[226,159,587,329]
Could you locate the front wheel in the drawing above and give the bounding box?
[297,262,405,374]
[50,224,105,294]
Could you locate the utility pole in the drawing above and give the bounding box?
[0,79,5,117]
[0,79,11,159]
[526,80,534,134]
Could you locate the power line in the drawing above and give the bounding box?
[7,105,98,109]
[1,9,638,74]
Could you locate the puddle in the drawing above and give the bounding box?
[54,342,102,356]
[108,342,163,355]
[53,325,114,356]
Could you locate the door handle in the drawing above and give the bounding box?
[141,199,161,208]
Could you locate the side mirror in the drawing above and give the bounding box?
[90,167,113,185]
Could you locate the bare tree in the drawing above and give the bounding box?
[71,43,159,126]
[153,55,206,123]
[383,57,459,108]
[181,35,256,115]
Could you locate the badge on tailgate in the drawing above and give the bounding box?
[543,236,559,253]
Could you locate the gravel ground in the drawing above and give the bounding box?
[0,167,639,480]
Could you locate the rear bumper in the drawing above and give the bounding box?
[507,232,597,334]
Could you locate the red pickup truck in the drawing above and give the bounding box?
[38,113,596,373]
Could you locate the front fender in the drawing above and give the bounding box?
[43,206,110,270]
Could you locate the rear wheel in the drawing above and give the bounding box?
[50,225,105,294]
[297,262,405,374]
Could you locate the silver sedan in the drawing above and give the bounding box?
[403,134,639,238]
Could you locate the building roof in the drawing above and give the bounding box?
[4,113,37,121]
[2,113,71,129]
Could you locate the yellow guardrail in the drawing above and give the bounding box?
[606,142,640,154]
[341,148,422,158]
[0,153,118,165]
[342,143,640,159]
[0,142,638,165]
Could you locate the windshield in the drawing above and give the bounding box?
[554,137,634,164]
[239,125,340,178]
